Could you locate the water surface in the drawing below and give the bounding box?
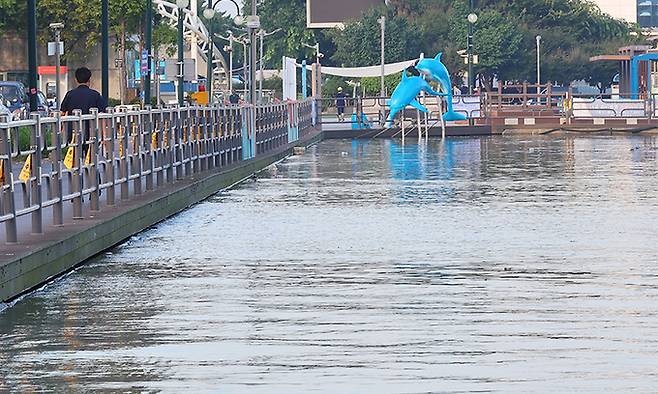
[2,136,658,392]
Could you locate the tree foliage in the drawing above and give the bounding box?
[330,7,422,67]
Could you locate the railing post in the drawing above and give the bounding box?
[133,111,143,196]
[30,114,43,233]
[106,108,116,206]
[53,113,64,225]
[145,105,154,192]
[184,105,192,176]
[72,110,83,219]
[156,109,164,187]
[89,109,100,211]
[1,118,18,243]
[120,109,129,200]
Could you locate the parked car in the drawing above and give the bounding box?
[0,94,11,119]
[0,81,29,120]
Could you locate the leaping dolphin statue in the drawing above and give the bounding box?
[386,70,442,127]
[416,52,468,121]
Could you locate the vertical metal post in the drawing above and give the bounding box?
[27,0,38,112]
[228,33,234,93]
[178,7,185,106]
[54,27,63,110]
[379,16,385,97]
[249,0,257,106]
[102,0,110,101]
[90,109,100,211]
[206,4,214,102]
[145,0,153,106]
[106,109,116,206]
[258,29,264,103]
[1,123,17,243]
[72,110,83,219]
[53,114,64,224]
[302,60,307,99]
[467,10,474,95]
[536,35,541,86]
[30,115,43,233]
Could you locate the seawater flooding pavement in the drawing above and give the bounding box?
[1,135,658,392]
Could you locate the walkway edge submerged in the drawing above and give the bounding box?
[0,131,323,303]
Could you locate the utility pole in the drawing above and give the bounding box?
[467,0,476,95]
[27,0,38,112]
[536,35,542,86]
[102,0,109,102]
[248,0,258,106]
[50,23,64,110]
[257,28,281,103]
[379,16,385,97]
[177,0,188,106]
[145,0,153,106]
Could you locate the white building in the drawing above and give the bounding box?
[591,0,637,24]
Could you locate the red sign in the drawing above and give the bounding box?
[37,66,68,75]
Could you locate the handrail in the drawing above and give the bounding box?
[0,100,316,244]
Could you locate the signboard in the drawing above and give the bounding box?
[47,42,64,56]
[140,50,149,74]
[165,59,197,81]
[306,0,384,28]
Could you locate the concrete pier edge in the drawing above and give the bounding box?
[0,130,323,303]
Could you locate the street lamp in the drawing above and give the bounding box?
[203,0,241,103]
[257,28,281,103]
[303,42,323,65]
[467,12,477,95]
[49,23,64,110]
[536,35,542,86]
[176,0,189,106]
[378,16,385,97]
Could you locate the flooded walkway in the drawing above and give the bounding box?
[2,136,658,392]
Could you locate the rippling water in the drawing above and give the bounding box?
[2,136,658,392]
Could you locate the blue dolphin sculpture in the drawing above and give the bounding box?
[386,70,441,127]
[416,52,468,121]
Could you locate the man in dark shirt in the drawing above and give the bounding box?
[61,67,107,144]
[61,67,107,115]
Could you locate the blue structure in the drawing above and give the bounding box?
[386,71,442,127]
[416,53,468,121]
[630,53,658,99]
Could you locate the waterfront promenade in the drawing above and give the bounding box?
[1,101,319,303]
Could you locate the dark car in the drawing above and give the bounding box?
[0,81,29,119]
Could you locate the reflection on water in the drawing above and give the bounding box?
[2,136,658,392]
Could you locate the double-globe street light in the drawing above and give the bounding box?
[203,0,241,102]
[467,12,478,95]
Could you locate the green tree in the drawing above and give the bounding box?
[331,7,422,67]
[259,0,332,67]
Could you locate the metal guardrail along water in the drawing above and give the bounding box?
[0,100,314,244]
[319,89,658,129]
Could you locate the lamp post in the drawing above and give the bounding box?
[176,0,189,106]
[145,0,153,106]
[467,12,478,95]
[257,28,281,103]
[247,0,259,106]
[536,35,542,86]
[203,6,217,102]
[101,0,109,102]
[203,0,241,102]
[303,42,322,65]
[49,23,64,110]
[27,0,38,112]
[378,16,386,97]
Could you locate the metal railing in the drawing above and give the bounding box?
[318,90,658,129]
[0,100,314,244]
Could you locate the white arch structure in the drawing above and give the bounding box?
[154,0,230,86]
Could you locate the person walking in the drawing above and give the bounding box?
[60,67,107,197]
[60,67,107,144]
[336,87,346,122]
